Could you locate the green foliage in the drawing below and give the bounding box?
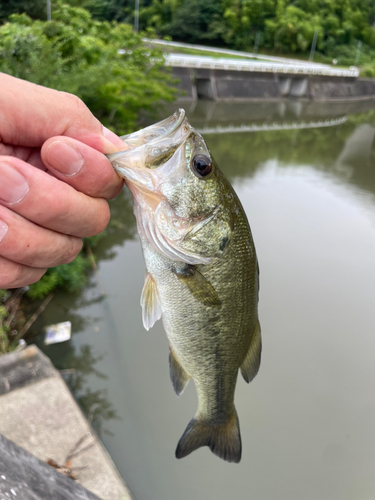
[362,65,375,77]
[0,3,176,133]
[0,189,137,354]
[262,0,375,53]
[0,4,175,354]
[223,0,276,50]
[139,0,375,59]
[0,304,10,354]
[0,291,10,354]
[27,254,91,300]
[265,4,322,53]
[0,0,47,21]
[145,0,226,44]
[2,0,375,59]
[169,0,225,44]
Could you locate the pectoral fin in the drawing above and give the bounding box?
[175,265,221,307]
[169,348,190,396]
[240,320,262,383]
[140,273,162,331]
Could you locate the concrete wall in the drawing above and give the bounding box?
[172,67,375,102]
[309,77,375,100]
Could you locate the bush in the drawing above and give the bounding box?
[0,4,176,353]
[361,65,375,77]
[0,3,176,134]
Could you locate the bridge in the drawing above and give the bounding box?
[143,39,375,101]
[165,54,358,78]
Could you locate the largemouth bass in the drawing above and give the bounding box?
[108,109,261,463]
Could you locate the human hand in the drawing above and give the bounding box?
[0,73,127,288]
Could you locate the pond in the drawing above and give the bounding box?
[36,99,375,500]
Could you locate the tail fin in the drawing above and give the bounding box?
[175,409,241,463]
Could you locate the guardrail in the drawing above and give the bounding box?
[165,54,359,77]
[143,38,332,67]
[197,117,347,134]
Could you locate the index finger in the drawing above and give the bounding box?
[0,73,126,155]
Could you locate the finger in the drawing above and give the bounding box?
[0,206,82,268]
[0,157,110,238]
[0,143,46,170]
[41,137,123,199]
[0,73,127,154]
[0,255,46,289]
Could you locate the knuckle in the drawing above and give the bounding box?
[0,262,24,288]
[106,182,124,200]
[61,92,87,113]
[62,237,83,264]
[59,92,91,125]
[25,268,47,286]
[86,200,110,236]
[96,201,111,233]
[0,260,45,288]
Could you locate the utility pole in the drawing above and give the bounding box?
[355,40,362,66]
[309,29,318,62]
[134,0,139,33]
[253,31,260,55]
[47,0,51,20]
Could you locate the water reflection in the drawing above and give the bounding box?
[38,100,375,500]
[34,188,137,436]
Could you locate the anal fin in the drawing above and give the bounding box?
[169,348,190,396]
[240,320,262,383]
[140,273,162,331]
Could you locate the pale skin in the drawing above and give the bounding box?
[0,73,128,288]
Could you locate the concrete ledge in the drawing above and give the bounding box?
[0,345,56,395]
[0,433,101,500]
[0,346,132,500]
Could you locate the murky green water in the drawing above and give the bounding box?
[36,100,375,500]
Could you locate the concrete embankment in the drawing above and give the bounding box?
[173,67,375,101]
[0,346,133,500]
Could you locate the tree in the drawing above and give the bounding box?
[223,0,276,50]
[0,4,176,353]
[0,3,176,134]
[0,0,47,22]
[168,0,226,44]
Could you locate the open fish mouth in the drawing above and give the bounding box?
[107,109,216,266]
[107,109,192,191]
[108,108,187,157]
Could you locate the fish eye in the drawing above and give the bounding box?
[192,154,212,178]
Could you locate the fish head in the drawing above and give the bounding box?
[108,109,234,265]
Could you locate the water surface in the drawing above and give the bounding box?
[37,100,375,500]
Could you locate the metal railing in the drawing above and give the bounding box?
[165,54,359,77]
[143,38,331,67]
[197,116,347,134]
